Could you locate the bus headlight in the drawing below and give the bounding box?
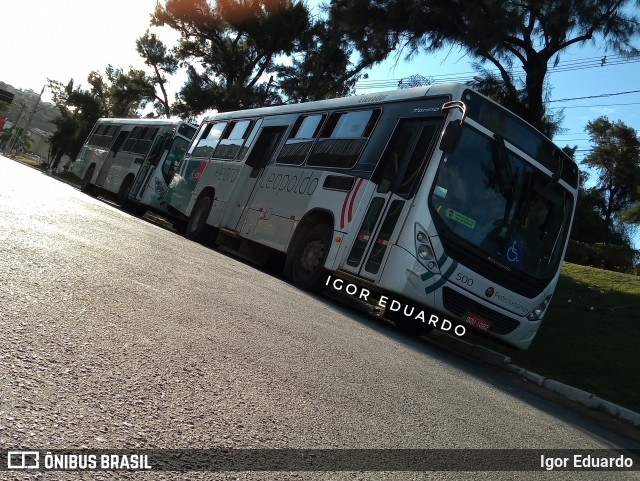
[415,225,440,273]
[526,295,552,321]
[418,244,434,261]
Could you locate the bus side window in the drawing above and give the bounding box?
[276,114,325,165]
[89,124,119,148]
[213,120,253,161]
[190,121,227,158]
[236,119,262,161]
[122,127,142,153]
[131,127,159,156]
[307,109,380,169]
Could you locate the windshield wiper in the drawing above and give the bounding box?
[493,134,518,200]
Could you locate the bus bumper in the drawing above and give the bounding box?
[378,244,538,350]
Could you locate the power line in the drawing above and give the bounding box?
[549,89,640,103]
[355,54,640,90]
[548,101,640,110]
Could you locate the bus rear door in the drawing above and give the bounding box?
[221,125,288,232]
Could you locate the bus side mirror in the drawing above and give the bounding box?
[440,120,462,154]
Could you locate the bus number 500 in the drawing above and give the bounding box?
[456,273,474,286]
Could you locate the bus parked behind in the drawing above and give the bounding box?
[74,118,196,215]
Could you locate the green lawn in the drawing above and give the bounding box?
[470,262,640,413]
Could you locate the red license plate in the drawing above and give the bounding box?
[463,312,492,331]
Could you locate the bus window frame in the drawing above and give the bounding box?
[275,112,328,167]
[189,121,228,159]
[212,119,255,162]
[306,108,382,170]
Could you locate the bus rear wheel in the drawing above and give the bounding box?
[288,224,333,291]
[186,196,215,244]
[80,166,97,197]
[117,176,133,208]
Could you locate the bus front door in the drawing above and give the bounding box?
[341,118,442,282]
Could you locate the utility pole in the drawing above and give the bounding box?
[11,85,45,156]
[6,102,27,156]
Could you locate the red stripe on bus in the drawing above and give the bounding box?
[347,178,364,223]
[340,188,352,229]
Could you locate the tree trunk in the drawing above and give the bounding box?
[523,54,548,134]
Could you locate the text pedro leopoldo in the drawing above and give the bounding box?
[326,275,467,337]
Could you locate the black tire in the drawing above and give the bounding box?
[186,196,214,243]
[383,296,434,337]
[391,315,434,337]
[172,219,187,235]
[80,165,97,196]
[287,224,333,291]
[116,176,134,208]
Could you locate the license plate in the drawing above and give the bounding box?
[463,312,492,331]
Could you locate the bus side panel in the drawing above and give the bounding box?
[240,165,323,252]
[241,167,370,255]
[73,146,108,182]
[101,152,140,194]
[195,159,243,227]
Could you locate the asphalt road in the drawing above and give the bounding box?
[0,155,638,481]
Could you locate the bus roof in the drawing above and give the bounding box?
[94,118,191,126]
[202,83,470,122]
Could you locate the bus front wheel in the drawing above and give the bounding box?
[288,224,333,291]
[186,196,215,243]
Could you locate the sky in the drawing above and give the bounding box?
[3,0,640,171]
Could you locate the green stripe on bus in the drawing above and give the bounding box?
[421,271,434,282]
[424,260,459,295]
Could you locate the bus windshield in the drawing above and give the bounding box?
[430,125,573,279]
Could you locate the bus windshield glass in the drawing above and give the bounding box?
[430,125,573,279]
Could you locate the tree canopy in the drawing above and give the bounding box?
[329,0,640,135]
[582,116,640,230]
[151,0,311,115]
[136,30,180,118]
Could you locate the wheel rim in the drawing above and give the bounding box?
[299,239,326,274]
[188,199,208,236]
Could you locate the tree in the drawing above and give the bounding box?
[151,0,310,115]
[329,0,640,135]
[136,30,180,118]
[275,19,373,102]
[87,66,156,118]
[47,79,104,169]
[582,116,640,234]
[621,190,640,223]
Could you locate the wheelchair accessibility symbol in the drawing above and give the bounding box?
[507,240,519,263]
[505,239,523,266]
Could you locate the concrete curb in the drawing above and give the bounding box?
[429,331,640,428]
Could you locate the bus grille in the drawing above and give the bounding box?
[442,287,520,335]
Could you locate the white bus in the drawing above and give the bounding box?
[166,83,578,349]
[73,118,197,215]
